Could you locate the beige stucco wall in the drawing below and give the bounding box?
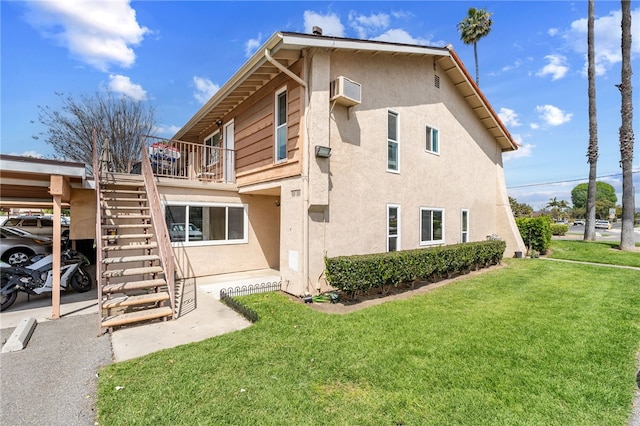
[157,181,280,279]
[304,50,524,289]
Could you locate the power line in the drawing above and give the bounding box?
[507,170,640,189]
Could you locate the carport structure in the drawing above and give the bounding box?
[0,154,94,318]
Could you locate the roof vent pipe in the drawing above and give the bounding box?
[312,26,323,36]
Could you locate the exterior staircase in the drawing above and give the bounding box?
[97,172,174,330]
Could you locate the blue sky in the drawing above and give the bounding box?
[1,0,638,209]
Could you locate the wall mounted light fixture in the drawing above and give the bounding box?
[315,145,332,158]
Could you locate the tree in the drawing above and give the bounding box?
[35,91,156,173]
[618,0,635,251]
[571,182,617,218]
[457,7,493,86]
[584,0,599,241]
[509,196,533,217]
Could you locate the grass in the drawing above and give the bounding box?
[97,251,640,425]
[549,240,640,267]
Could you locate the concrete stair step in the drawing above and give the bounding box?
[102,233,154,240]
[103,254,160,264]
[103,278,166,293]
[101,306,173,328]
[103,243,158,251]
[102,292,170,309]
[102,265,164,278]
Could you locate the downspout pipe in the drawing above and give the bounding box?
[265,49,307,88]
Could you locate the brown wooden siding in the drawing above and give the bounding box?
[228,59,304,186]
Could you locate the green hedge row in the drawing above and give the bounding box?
[325,240,506,297]
[550,223,569,236]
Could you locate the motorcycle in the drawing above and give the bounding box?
[0,249,92,312]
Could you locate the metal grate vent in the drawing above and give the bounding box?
[434,74,440,89]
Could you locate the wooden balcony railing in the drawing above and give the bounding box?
[145,137,235,183]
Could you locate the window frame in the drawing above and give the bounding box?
[420,207,445,246]
[387,204,401,252]
[387,109,400,173]
[274,86,288,163]
[461,209,469,243]
[425,124,439,154]
[204,130,221,165]
[163,201,248,247]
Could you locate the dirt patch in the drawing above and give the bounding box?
[286,263,507,314]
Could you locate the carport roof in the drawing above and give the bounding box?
[0,155,90,208]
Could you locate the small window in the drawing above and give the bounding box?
[204,131,221,165]
[420,208,444,245]
[275,88,287,163]
[387,204,400,252]
[426,125,439,154]
[387,110,399,172]
[461,209,469,243]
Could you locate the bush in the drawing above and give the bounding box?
[516,216,552,255]
[550,224,569,236]
[325,240,506,297]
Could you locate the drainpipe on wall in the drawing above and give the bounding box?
[265,47,310,296]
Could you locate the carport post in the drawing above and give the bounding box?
[49,175,70,319]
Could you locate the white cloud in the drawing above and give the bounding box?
[348,12,390,39]
[564,8,640,76]
[9,150,44,159]
[245,33,262,57]
[501,59,522,73]
[303,11,345,37]
[25,0,149,71]
[530,123,540,130]
[536,54,569,80]
[535,104,573,126]
[193,76,220,104]
[371,29,432,46]
[153,124,181,137]
[504,143,534,161]
[498,108,521,128]
[548,28,559,36]
[107,74,147,101]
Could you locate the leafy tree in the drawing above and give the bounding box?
[585,0,599,241]
[618,0,635,251]
[509,196,533,217]
[34,91,156,173]
[571,182,617,219]
[457,7,493,86]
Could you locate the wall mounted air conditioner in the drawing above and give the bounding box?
[330,76,362,107]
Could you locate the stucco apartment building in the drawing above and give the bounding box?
[156,30,526,297]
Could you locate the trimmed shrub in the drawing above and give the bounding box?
[550,224,569,236]
[516,216,552,255]
[325,240,506,297]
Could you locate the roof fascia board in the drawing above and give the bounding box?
[0,156,86,179]
[173,33,286,140]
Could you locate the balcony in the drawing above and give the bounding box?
[145,137,235,184]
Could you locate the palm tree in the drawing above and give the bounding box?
[618,0,635,251]
[457,7,493,86]
[584,0,598,241]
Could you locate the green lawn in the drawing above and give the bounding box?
[549,240,640,267]
[97,254,640,425]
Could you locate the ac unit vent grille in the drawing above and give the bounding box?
[434,75,440,89]
[330,76,362,107]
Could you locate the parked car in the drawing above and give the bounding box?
[168,223,203,242]
[3,215,69,237]
[0,227,53,265]
[595,220,611,230]
[573,219,585,226]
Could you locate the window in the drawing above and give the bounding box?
[420,208,444,245]
[461,209,469,243]
[426,125,439,154]
[164,203,247,245]
[387,204,400,252]
[387,110,399,172]
[275,88,287,162]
